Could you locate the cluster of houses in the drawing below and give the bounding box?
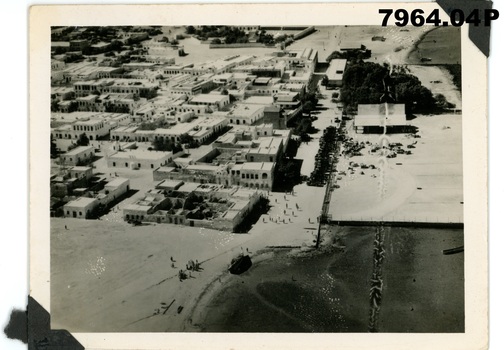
[50,28,318,231]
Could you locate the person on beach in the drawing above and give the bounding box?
[65,225,68,230]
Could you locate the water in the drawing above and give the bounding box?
[192,225,464,333]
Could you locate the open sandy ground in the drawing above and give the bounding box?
[329,113,463,223]
[51,182,326,332]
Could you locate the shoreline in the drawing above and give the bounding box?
[406,26,440,63]
[186,225,464,333]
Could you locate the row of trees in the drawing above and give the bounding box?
[186,25,249,44]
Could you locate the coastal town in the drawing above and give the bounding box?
[50,25,464,333]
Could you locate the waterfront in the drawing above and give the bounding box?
[190,225,464,333]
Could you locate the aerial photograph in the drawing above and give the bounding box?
[49,24,463,333]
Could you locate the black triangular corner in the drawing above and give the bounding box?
[28,296,84,350]
[436,0,493,57]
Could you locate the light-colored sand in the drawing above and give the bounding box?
[408,65,462,109]
[288,26,429,64]
[329,113,463,223]
[51,180,327,332]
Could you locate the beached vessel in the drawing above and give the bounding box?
[228,254,252,275]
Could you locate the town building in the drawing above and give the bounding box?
[107,149,174,170]
[326,59,347,87]
[187,93,230,111]
[230,162,275,189]
[227,103,265,125]
[354,103,408,133]
[60,146,95,166]
[122,184,262,231]
[63,197,98,219]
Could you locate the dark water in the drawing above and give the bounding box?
[408,26,461,65]
[193,226,464,333]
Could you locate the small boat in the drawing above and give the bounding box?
[228,254,252,275]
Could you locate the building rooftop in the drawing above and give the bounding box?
[70,166,92,172]
[65,197,97,208]
[65,146,94,156]
[326,59,347,80]
[189,94,228,104]
[109,150,172,160]
[241,162,275,171]
[230,103,264,118]
[154,123,195,136]
[154,166,176,173]
[244,96,275,105]
[105,177,129,188]
[357,103,406,116]
[156,179,184,190]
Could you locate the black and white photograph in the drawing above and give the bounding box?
[27,3,489,349]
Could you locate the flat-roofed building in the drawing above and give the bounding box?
[71,118,110,140]
[60,146,95,166]
[245,137,283,163]
[354,103,408,133]
[107,149,173,170]
[339,41,365,51]
[63,197,98,219]
[187,116,229,144]
[74,78,157,99]
[51,87,74,101]
[326,59,347,87]
[231,162,275,189]
[188,94,230,111]
[169,78,215,97]
[227,103,265,125]
[110,126,140,141]
[123,189,171,222]
[67,166,93,181]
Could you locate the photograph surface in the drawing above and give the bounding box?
[29,3,489,349]
[49,23,463,333]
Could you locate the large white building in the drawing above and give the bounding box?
[107,149,174,170]
[60,146,95,166]
[326,59,347,87]
[227,103,265,125]
[354,103,407,133]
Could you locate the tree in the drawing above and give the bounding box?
[186,26,196,35]
[51,100,60,112]
[321,75,329,87]
[68,101,79,112]
[50,137,58,158]
[183,192,200,210]
[77,133,90,146]
[179,134,199,148]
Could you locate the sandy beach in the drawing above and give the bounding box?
[51,183,326,332]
